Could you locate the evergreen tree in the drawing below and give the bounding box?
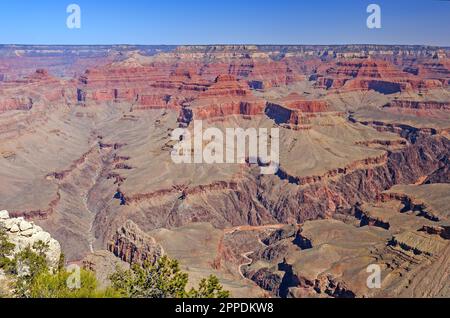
[28,268,119,298]
[110,255,189,298]
[188,275,230,298]
[110,255,230,298]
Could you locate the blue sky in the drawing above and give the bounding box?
[0,0,448,45]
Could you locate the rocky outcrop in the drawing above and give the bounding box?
[0,210,61,269]
[311,58,444,94]
[425,155,449,184]
[407,61,450,82]
[82,250,130,289]
[249,268,283,294]
[310,274,356,298]
[420,225,450,240]
[351,118,441,143]
[265,103,314,129]
[264,94,329,129]
[281,93,329,112]
[262,225,297,245]
[384,100,450,111]
[389,231,447,257]
[76,63,209,107]
[355,205,391,230]
[107,220,164,265]
[189,75,266,120]
[0,69,69,113]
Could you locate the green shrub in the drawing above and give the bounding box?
[0,228,16,273]
[12,241,50,297]
[2,228,230,299]
[110,255,230,298]
[27,268,119,298]
[188,275,230,298]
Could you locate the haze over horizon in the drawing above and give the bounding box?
[0,0,449,46]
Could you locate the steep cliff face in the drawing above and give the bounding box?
[107,220,164,265]
[261,135,450,224]
[280,93,329,112]
[311,59,446,94]
[189,75,266,120]
[266,105,323,130]
[424,155,449,184]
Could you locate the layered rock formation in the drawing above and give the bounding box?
[279,93,329,112]
[187,75,266,121]
[0,69,72,113]
[384,99,450,111]
[0,45,449,298]
[311,59,447,94]
[107,220,163,265]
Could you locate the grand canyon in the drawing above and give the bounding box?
[0,44,449,298]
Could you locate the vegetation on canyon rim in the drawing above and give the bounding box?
[0,229,229,298]
[110,256,230,298]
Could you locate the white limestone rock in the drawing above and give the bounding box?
[20,229,34,237]
[10,224,20,233]
[0,210,9,219]
[19,220,33,232]
[2,219,15,231]
[0,210,61,270]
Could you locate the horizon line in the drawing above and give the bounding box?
[1,43,449,48]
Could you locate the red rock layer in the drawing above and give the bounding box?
[409,60,450,83]
[76,57,302,107]
[0,69,69,112]
[281,93,329,112]
[198,58,303,89]
[123,180,240,205]
[276,153,389,186]
[312,58,445,94]
[77,64,210,108]
[190,75,266,120]
[265,103,312,129]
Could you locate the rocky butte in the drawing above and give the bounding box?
[0,45,448,297]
